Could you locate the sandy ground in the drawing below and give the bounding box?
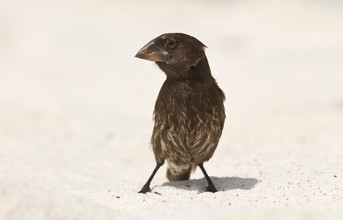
[0,0,343,219]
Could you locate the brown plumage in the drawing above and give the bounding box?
[135,33,225,193]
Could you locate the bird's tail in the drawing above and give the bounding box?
[166,162,195,182]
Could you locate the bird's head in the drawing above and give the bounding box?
[135,33,208,79]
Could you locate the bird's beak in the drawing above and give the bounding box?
[135,38,168,62]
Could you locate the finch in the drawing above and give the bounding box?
[135,33,225,193]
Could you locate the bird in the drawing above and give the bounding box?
[135,33,225,193]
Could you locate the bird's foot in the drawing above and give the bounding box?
[139,184,151,194]
[206,184,217,193]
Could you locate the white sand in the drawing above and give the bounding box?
[0,0,343,219]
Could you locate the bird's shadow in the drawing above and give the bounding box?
[160,176,259,193]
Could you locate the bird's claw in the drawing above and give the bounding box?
[206,185,217,193]
[139,185,151,194]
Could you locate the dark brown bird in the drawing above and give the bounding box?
[135,33,225,193]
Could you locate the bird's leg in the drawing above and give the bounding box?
[139,163,162,194]
[198,164,217,193]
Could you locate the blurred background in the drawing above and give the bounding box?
[0,0,342,181]
[0,1,343,218]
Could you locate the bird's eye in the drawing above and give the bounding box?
[167,39,176,48]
